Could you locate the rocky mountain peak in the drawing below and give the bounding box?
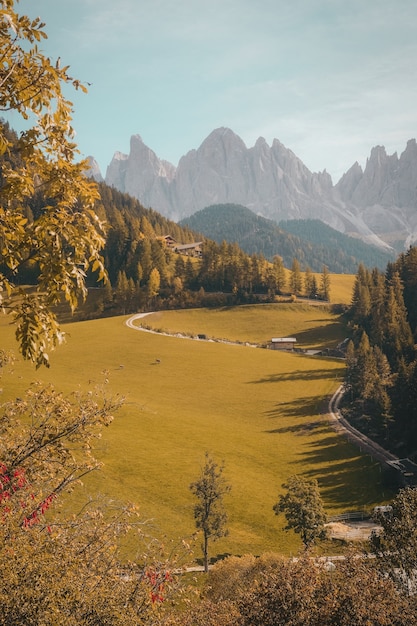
[85,156,103,182]
[103,130,417,251]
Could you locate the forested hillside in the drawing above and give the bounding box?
[279,218,394,270]
[179,203,394,272]
[0,123,335,319]
[344,247,417,458]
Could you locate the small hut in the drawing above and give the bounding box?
[269,337,297,351]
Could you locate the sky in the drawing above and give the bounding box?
[9,0,417,183]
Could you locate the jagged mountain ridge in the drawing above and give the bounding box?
[99,128,417,251]
[179,204,394,273]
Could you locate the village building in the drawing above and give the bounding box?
[269,337,297,351]
[175,242,203,258]
[157,236,203,258]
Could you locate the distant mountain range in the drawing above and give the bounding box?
[89,127,417,253]
[179,204,394,273]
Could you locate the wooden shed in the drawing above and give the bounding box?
[269,337,297,351]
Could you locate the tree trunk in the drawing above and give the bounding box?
[203,533,209,573]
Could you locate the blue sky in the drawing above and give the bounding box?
[12,0,417,182]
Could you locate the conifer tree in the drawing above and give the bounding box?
[304,266,314,297]
[272,255,287,293]
[319,265,331,301]
[368,268,386,347]
[401,246,417,336]
[290,258,302,295]
[382,271,414,367]
[351,263,371,327]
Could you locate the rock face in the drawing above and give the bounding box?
[335,139,417,249]
[104,128,417,251]
[86,156,104,182]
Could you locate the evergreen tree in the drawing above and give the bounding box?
[401,246,417,337]
[368,268,386,347]
[382,271,414,367]
[304,266,313,297]
[137,239,153,283]
[174,254,186,280]
[290,258,302,295]
[115,270,129,314]
[272,255,286,293]
[350,263,371,327]
[319,265,331,301]
[151,239,168,286]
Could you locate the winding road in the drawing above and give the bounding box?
[328,385,400,468]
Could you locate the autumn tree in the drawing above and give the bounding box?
[0,382,179,625]
[236,552,413,626]
[167,552,414,626]
[147,266,161,303]
[0,4,181,622]
[189,452,231,573]
[0,1,108,368]
[273,474,327,547]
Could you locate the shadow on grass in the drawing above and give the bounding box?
[293,320,347,349]
[264,393,329,422]
[265,399,388,509]
[293,436,388,509]
[248,367,343,385]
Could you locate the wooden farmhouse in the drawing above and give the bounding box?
[158,236,203,258]
[175,242,203,258]
[269,337,297,351]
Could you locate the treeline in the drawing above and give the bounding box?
[344,247,417,457]
[82,185,331,317]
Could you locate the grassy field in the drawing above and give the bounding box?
[141,303,347,349]
[1,293,389,561]
[320,272,355,305]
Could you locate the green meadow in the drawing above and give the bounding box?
[1,296,388,560]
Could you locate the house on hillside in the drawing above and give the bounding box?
[269,337,297,351]
[175,242,203,258]
[157,235,177,249]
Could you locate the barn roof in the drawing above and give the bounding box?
[271,337,297,343]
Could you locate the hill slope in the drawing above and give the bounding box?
[180,204,394,272]
[0,305,387,557]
